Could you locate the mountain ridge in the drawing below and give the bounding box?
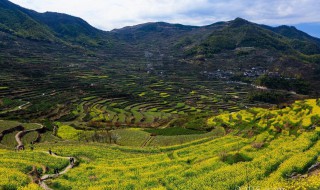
[2,0,320,46]
[1,0,111,45]
[1,0,320,94]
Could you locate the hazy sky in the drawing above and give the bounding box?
[9,0,320,37]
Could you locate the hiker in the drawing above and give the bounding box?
[69,157,74,165]
[28,166,41,184]
[54,168,59,175]
[49,149,52,155]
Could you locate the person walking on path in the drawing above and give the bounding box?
[29,166,41,183]
[69,157,73,165]
[54,168,59,175]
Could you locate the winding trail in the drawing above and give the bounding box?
[12,123,77,190]
[0,125,24,142]
[15,123,44,149]
[39,152,77,190]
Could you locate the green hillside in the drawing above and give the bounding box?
[0,99,320,189]
[0,0,112,46]
[184,18,320,58]
[0,1,320,189]
[0,6,58,42]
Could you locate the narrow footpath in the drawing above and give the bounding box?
[13,124,77,190]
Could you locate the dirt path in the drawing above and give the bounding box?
[12,123,77,189]
[15,123,44,149]
[0,102,31,114]
[0,125,24,142]
[18,102,30,110]
[39,152,77,190]
[10,122,77,189]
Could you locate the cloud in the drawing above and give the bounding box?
[9,0,320,31]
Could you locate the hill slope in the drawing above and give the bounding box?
[0,99,320,189]
[184,18,320,56]
[0,0,320,125]
[0,0,111,45]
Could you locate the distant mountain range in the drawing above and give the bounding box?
[0,0,320,93]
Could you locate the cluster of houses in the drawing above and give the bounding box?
[200,67,280,80]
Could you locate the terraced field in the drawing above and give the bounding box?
[0,99,319,189]
[0,65,273,128]
[0,32,277,128]
[1,2,320,189]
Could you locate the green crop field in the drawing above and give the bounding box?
[0,99,319,189]
[1,1,320,189]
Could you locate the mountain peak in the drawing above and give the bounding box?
[229,17,251,27]
[234,17,248,22]
[277,25,298,30]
